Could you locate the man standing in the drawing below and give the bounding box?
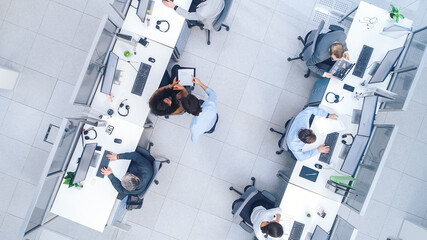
[181,77,218,143]
[163,0,224,30]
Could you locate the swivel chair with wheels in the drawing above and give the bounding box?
[269,117,297,159]
[229,177,277,234]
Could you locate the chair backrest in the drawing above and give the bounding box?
[302,20,325,61]
[212,0,233,31]
[134,146,158,199]
[279,117,296,151]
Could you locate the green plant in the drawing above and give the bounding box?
[63,172,79,188]
[389,4,404,23]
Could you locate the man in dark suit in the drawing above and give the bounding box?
[305,30,350,78]
[101,151,153,200]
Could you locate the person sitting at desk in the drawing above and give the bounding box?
[181,77,218,143]
[100,152,153,200]
[287,107,338,161]
[163,0,224,30]
[251,206,283,239]
[305,30,350,78]
[149,65,189,116]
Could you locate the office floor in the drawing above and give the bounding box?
[0,0,427,239]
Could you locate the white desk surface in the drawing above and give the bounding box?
[50,117,143,232]
[320,1,412,116]
[90,36,173,127]
[292,1,412,201]
[122,0,192,48]
[279,184,340,240]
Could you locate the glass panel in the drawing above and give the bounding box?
[330,216,356,240]
[25,175,62,234]
[383,27,427,110]
[48,120,83,173]
[74,19,119,105]
[344,126,393,212]
[112,0,131,16]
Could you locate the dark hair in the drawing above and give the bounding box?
[261,222,284,238]
[149,88,180,116]
[330,43,345,58]
[298,129,316,144]
[181,94,202,116]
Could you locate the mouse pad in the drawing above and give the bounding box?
[299,166,319,182]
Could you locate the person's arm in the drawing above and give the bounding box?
[304,107,329,118]
[163,0,205,21]
[101,167,131,195]
[204,88,217,103]
[306,55,328,77]
[290,147,320,161]
[117,152,147,165]
[192,76,208,91]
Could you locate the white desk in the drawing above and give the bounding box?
[122,0,192,48]
[279,184,340,240]
[288,1,412,201]
[50,117,143,232]
[90,35,173,127]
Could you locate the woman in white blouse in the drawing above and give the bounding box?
[250,206,284,239]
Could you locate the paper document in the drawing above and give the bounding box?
[178,68,195,86]
[313,117,345,134]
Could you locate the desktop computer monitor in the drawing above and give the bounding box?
[72,143,98,184]
[368,47,404,84]
[311,225,329,240]
[357,96,378,137]
[100,51,119,94]
[136,0,152,23]
[341,135,370,175]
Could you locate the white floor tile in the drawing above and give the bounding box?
[0,102,43,145]
[71,14,101,52]
[12,67,57,111]
[404,141,427,181]
[226,222,254,240]
[200,177,238,221]
[45,80,86,118]
[0,213,23,240]
[149,160,178,196]
[385,101,427,137]
[283,60,318,97]
[20,147,48,184]
[180,135,224,175]
[347,200,389,239]
[378,208,424,240]
[213,144,256,188]
[231,0,273,42]
[209,64,249,109]
[0,22,36,65]
[226,111,269,154]
[218,32,262,74]
[270,89,308,126]
[154,198,198,240]
[276,0,317,22]
[32,113,62,152]
[385,133,414,171]
[0,0,12,20]
[238,78,281,121]
[392,174,427,218]
[188,211,232,240]
[0,173,18,213]
[84,0,109,19]
[116,222,152,240]
[39,1,82,44]
[53,0,88,12]
[416,111,427,143]
[59,46,87,85]
[258,123,296,166]
[167,164,211,209]
[5,0,49,31]
[127,191,165,229]
[149,231,178,240]
[184,26,229,63]
[7,180,35,218]
[207,102,236,142]
[371,166,402,205]
[250,156,288,200]
[0,96,11,128]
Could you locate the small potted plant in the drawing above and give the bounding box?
[389,4,404,23]
[63,172,82,188]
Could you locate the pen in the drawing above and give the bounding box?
[305,173,318,176]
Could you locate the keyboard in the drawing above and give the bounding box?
[352,45,374,78]
[131,63,151,96]
[96,150,111,178]
[289,221,305,240]
[319,132,339,164]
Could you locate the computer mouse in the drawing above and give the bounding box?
[114,138,122,144]
[314,164,323,169]
[148,57,155,63]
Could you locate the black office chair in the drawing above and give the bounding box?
[287,21,345,78]
[229,177,277,234]
[269,117,297,159]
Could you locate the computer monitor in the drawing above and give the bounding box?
[357,96,378,137]
[72,143,98,184]
[136,0,151,23]
[100,51,119,94]
[311,225,329,240]
[368,47,404,84]
[341,135,370,175]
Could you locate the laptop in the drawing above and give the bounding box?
[330,59,355,80]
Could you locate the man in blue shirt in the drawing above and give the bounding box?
[181,77,218,143]
[286,107,338,161]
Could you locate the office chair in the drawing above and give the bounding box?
[287,21,345,78]
[194,0,233,45]
[269,117,297,159]
[229,177,277,233]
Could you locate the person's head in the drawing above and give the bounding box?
[329,43,345,61]
[261,222,284,238]
[298,129,316,144]
[149,88,180,116]
[121,173,140,191]
[181,94,202,116]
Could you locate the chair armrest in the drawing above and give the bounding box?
[261,190,276,204]
[239,221,254,233]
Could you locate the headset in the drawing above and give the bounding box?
[341,133,354,146]
[156,20,170,32]
[325,92,344,103]
[83,127,97,140]
[118,99,130,117]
